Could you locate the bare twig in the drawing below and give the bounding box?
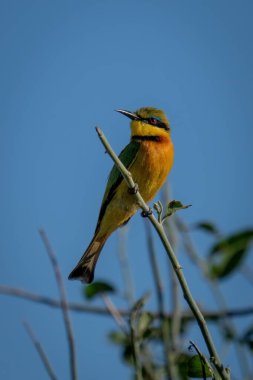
[130,309,143,380]
[101,293,128,333]
[145,222,165,317]
[0,285,115,314]
[23,321,58,380]
[95,127,230,380]
[1,285,253,320]
[39,229,77,380]
[117,228,135,305]
[169,268,181,349]
[162,186,181,354]
[145,221,175,380]
[164,222,181,377]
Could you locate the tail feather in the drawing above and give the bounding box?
[68,235,107,283]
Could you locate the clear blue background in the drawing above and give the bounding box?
[1,0,253,379]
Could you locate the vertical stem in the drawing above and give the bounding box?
[117,228,135,305]
[162,186,181,355]
[39,229,78,380]
[145,221,175,380]
[130,313,143,380]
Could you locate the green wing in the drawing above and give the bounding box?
[95,140,140,233]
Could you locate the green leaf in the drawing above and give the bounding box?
[166,200,191,216]
[168,200,184,209]
[209,229,253,279]
[138,312,154,336]
[141,326,162,341]
[210,250,245,279]
[108,332,134,366]
[195,221,220,235]
[210,230,253,256]
[123,344,135,364]
[108,331,128,346]
[167,200,191,212]
[187,355,212,378]
[175,353,192,380]
[158,199,191,223]
[84,281,115,299]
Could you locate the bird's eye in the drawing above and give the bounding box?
[149,118,157,125]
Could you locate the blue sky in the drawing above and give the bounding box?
[1,1,253,379]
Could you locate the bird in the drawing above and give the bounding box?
[68,107,174,283]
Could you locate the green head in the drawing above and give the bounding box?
[116,107,170,138]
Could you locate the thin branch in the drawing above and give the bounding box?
[39,229,77,380]
[169,268,181,349]
[145,222,165,317]
[101,293,128,333]
[162,185,181,354]
[23,321,58,380]
[130,309,143,380]
[145,221,175,380]
[162,187,181,379]
[95,127,230,380]
[0,285,114,314]
[1,285,253,320]
[117,228,135,305]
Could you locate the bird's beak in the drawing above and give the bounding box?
[115,109,140,121]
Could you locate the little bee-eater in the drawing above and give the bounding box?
[68,107,174,283]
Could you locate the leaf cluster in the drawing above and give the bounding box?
[84,283,215,379]
[81,201,253,380]
[194,223,253,280]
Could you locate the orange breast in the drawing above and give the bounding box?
[130,136,174,202]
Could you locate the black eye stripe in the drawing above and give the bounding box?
[135,113,170,131]
[144,118,169,130]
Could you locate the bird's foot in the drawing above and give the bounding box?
[128,183,139,195]
[141,208,152,218]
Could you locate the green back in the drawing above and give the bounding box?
[95,140,140,233]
